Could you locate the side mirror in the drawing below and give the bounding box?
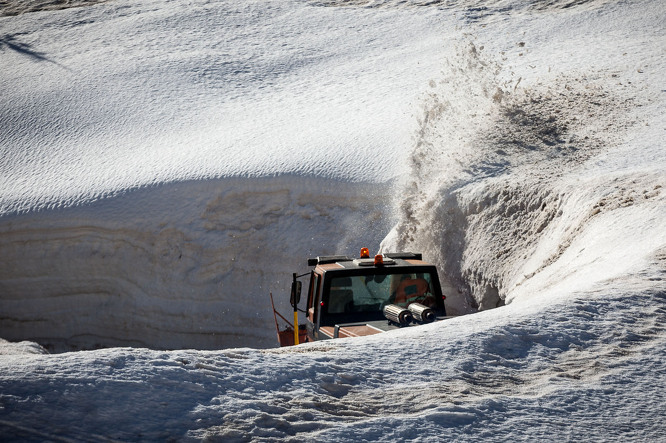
[290,279,302,308]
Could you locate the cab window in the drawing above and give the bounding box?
[326,272,437,313]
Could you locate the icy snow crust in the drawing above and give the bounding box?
[1,0,445,213]
[1,0,666,440]
[2,278,665,440]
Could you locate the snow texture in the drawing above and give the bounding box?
[1,0,665,440]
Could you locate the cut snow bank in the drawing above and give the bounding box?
[0,175,392,351]
[381,35,666,310]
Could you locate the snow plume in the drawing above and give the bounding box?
[382,37,657,312]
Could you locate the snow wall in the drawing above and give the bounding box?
[0,177,402,350]
[0,176,394,351]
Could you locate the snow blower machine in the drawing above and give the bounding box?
[270,248,449,346]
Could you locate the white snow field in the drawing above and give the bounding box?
[1,0,665,440]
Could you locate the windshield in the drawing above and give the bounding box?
[326,272,438,314]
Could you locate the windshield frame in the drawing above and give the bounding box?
[318,265,445,326]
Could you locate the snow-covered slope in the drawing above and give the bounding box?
[1,268,664,441]
[1,0,665,440]
[1,0,448,212]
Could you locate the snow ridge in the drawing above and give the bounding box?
[1,271,664,440]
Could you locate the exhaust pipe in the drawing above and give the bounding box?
[383,304,413,326]
[408,303,435,323]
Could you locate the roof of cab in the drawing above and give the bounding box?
[308,252,431,271]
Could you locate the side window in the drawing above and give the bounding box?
[327,276,354,314]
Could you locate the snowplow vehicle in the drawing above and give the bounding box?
[270,248,448,347]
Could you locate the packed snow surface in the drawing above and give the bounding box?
[1,0,665,440]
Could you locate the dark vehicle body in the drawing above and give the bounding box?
[271,251,449,346]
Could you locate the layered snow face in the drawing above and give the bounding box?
[0,176,391,351]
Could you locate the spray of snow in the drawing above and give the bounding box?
[382,37,662,313]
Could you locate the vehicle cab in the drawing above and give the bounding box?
[301,250,447,343]
[271,249,448,346]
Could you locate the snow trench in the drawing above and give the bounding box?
[0,175,392,352]
[381,40,664,310]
